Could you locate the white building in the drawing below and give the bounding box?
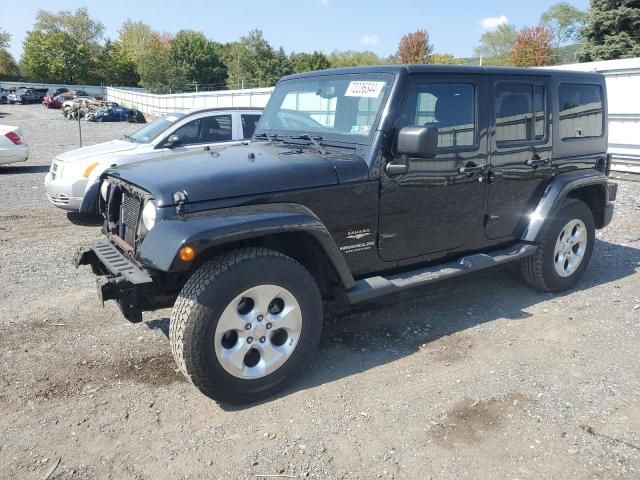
[549,57,640,173]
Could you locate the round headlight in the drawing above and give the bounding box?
[100,181,109,201]
[142,201,157,231]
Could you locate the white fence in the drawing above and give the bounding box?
[0,80,107,97]
[549,58,640,173]
[105,86,274,116]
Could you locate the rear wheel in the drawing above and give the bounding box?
[170,248,323,404]
[521,198,595,292]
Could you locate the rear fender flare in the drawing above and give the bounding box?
[522,170,609,243]
[138,202,355,289]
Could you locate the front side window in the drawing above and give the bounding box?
[256,73,394,144]
[172,114,233,144]
[559,83,603,139]
[495,83,546,144]
[399,83,476,149]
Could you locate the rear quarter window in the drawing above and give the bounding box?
[559,83,604,140]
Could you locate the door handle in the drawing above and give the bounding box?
[385,161,409,177]
[458,163,485,175]
[525,157,550,167]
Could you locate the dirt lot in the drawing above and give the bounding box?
[0,104,639,480]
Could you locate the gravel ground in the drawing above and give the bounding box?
[1,104,639,480]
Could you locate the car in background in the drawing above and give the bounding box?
[0,125,28,165]
[45,107,263,212]
[7,89,45,104]
[48,92,74,109]
[0,88,9,104]
[71,90,92,99]
[43,87,70,108]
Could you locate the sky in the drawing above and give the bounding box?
[2,0,590,60]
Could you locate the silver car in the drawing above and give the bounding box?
[44,107,262,212]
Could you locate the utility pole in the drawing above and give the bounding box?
[237,51,241,90]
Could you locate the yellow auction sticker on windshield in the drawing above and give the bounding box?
[345,81,386,98]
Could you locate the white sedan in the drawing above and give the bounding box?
[44,107,262,213]
[0,125,29,165]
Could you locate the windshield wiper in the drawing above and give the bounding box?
[122,134,136,143]
[290,134,328,155]
[254,132,286,144]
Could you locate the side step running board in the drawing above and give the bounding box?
[346,243,537,304]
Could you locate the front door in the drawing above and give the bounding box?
[378,75,489,262]
[485,76,554,240]
[163,113,236,156]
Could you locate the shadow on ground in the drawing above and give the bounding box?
[143,239,639,409]
[0,165,50,174]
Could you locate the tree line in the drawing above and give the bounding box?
[0,1,638,91]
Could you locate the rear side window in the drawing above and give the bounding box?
[242,114,261,139]
[495,83,546,144]
[400,83,476,149]
[559,83,603,139]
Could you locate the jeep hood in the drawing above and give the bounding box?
[57,139,139,163]
[110,143,364,206]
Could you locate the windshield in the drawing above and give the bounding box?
[256,73,394,144]
[127,113,185,143]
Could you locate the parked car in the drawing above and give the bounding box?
[0,125,28,165]
[43,87,70,108]
[75,65,617,404]
[45,107,263,212]
[47,92,74,109]
[7,89,45,104]
[71,90,92,99]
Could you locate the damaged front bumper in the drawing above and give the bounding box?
[74,239,153,323]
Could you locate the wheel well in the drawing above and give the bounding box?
[566,184,607,228]
[186,232,344,299]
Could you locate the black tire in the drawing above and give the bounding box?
[170,247,323,404]
[521,198,595,292]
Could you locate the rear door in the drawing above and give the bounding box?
[485,75,553,240]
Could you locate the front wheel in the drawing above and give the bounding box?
[521,198,595,292]
[170,248,323,404]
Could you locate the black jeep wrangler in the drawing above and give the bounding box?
[76,65,617,403]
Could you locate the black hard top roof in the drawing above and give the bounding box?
[283,64,604,81]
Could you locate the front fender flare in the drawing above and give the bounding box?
[138,203,356,289]
[522,170,609,243]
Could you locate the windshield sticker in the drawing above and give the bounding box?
[345,81,386,98]
[165,115,179,123]
[350,125,371,136]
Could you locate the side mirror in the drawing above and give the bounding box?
[164,134,181,148]
[397,126,438,158]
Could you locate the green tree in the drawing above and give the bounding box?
[396,30,433,64]
[474,23,518,65]
[0,29,10,49]
[118,20,156,64]
[577,0,640,61]
[170,30,226,87]
[97,40,139,86]
[21,29,93,83]
[33,7,104,55]
[290,51,331,73]
[0,50,20,79]
[138,45,186,93]
[541,2,588,47]
[0,29,20,80]
[328,50,384,68]
[225,30,284,89]
[429,53,465,65]
[19,8,103,83]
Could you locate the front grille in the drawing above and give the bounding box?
[120,190,142,247]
